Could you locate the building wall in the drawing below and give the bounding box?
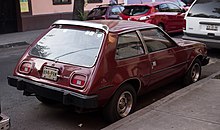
[31,0,73,15]
[31,0,125,15]
[20,0,125,31]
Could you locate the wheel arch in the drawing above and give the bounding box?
[106,78,141,105]
[186,55,203,73]
[116,78,141,94]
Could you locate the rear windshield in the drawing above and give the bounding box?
[30,27,105,67]
[187,0,220,19]
[88,7,107,17]
[122,6,150,16]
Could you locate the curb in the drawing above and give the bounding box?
[0,42,29,49]
[102,71,220,130]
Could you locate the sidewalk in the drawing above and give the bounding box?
[103,72,220,130]
[0,29,44,48]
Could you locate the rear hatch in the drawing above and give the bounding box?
[17,26,105,91]
[120,5,151,21]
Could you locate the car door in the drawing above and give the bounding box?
[139,28,187,87]
[115,31,151,88]
[167,3,185,31]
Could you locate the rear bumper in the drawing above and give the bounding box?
[7,76,98,109]
[0,113,10,130]
[183,33,220,49]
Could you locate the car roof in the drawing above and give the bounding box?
[95,3,123,8]
[53,20,157,33]
[91,20,157,33]
[125,1,174,7]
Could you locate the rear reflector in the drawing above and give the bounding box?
[19,61,33,74]
[70,74,87,88]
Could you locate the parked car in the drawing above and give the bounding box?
[119,1,186,33]
[8,20,209,122]
[166,0,189,10]
[183,0,220,49]
[144,0,189,11]
[0,99,10,130]
[87,4,124,20]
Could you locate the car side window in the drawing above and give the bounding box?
[167,3,182,12]
[158,4,169,12]
[116,32,144,60]
[140,28,176,53]
[110,6,122,15]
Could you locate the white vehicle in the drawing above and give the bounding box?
[183,0,220,49]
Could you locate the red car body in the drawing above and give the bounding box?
[119,2,186,33]
[8,20,209,122]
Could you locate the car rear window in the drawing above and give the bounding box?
[30,27,105,67]
[122,6,150,16]
[88,7,107,17]
[187,0,220,19]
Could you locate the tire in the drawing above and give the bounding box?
[103,83,137,123]
[36,95,58,105]
[183,59,201,86]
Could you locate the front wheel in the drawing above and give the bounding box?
[184,59,201,85]
[103,83,137,123]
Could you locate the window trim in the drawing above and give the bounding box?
[115,31,146,60]
[166,3,182,12]
[53,0,72,5]
[138,27,178,53]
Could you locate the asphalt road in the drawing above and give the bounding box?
[1,44,220,130]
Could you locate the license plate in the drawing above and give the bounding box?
[206,25,218,31]
[42,66,59,81]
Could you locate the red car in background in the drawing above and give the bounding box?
[119,2,186,33]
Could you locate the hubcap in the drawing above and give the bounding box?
[117,91,133,117]
[191,63,200,82]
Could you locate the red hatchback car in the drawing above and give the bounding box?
[119,2,186,33]
[8,20,209,122]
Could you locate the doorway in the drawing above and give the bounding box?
[0,0,19,34]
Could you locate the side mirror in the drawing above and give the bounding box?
[181,8,186,13]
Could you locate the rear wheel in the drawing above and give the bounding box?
[103,83,137,123]
[36,95,58,105]
[184,59,201,85]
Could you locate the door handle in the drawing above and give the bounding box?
[151,61,157,69]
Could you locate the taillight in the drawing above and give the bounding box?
[70,74,87,89]
[19,61,33,74]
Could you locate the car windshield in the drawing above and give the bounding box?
[187,0,220,19]
[173,0,186,7]
[122,6,150,16]
[144,0,186,7]
[30,27,105,67]
[88,7,107,17]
